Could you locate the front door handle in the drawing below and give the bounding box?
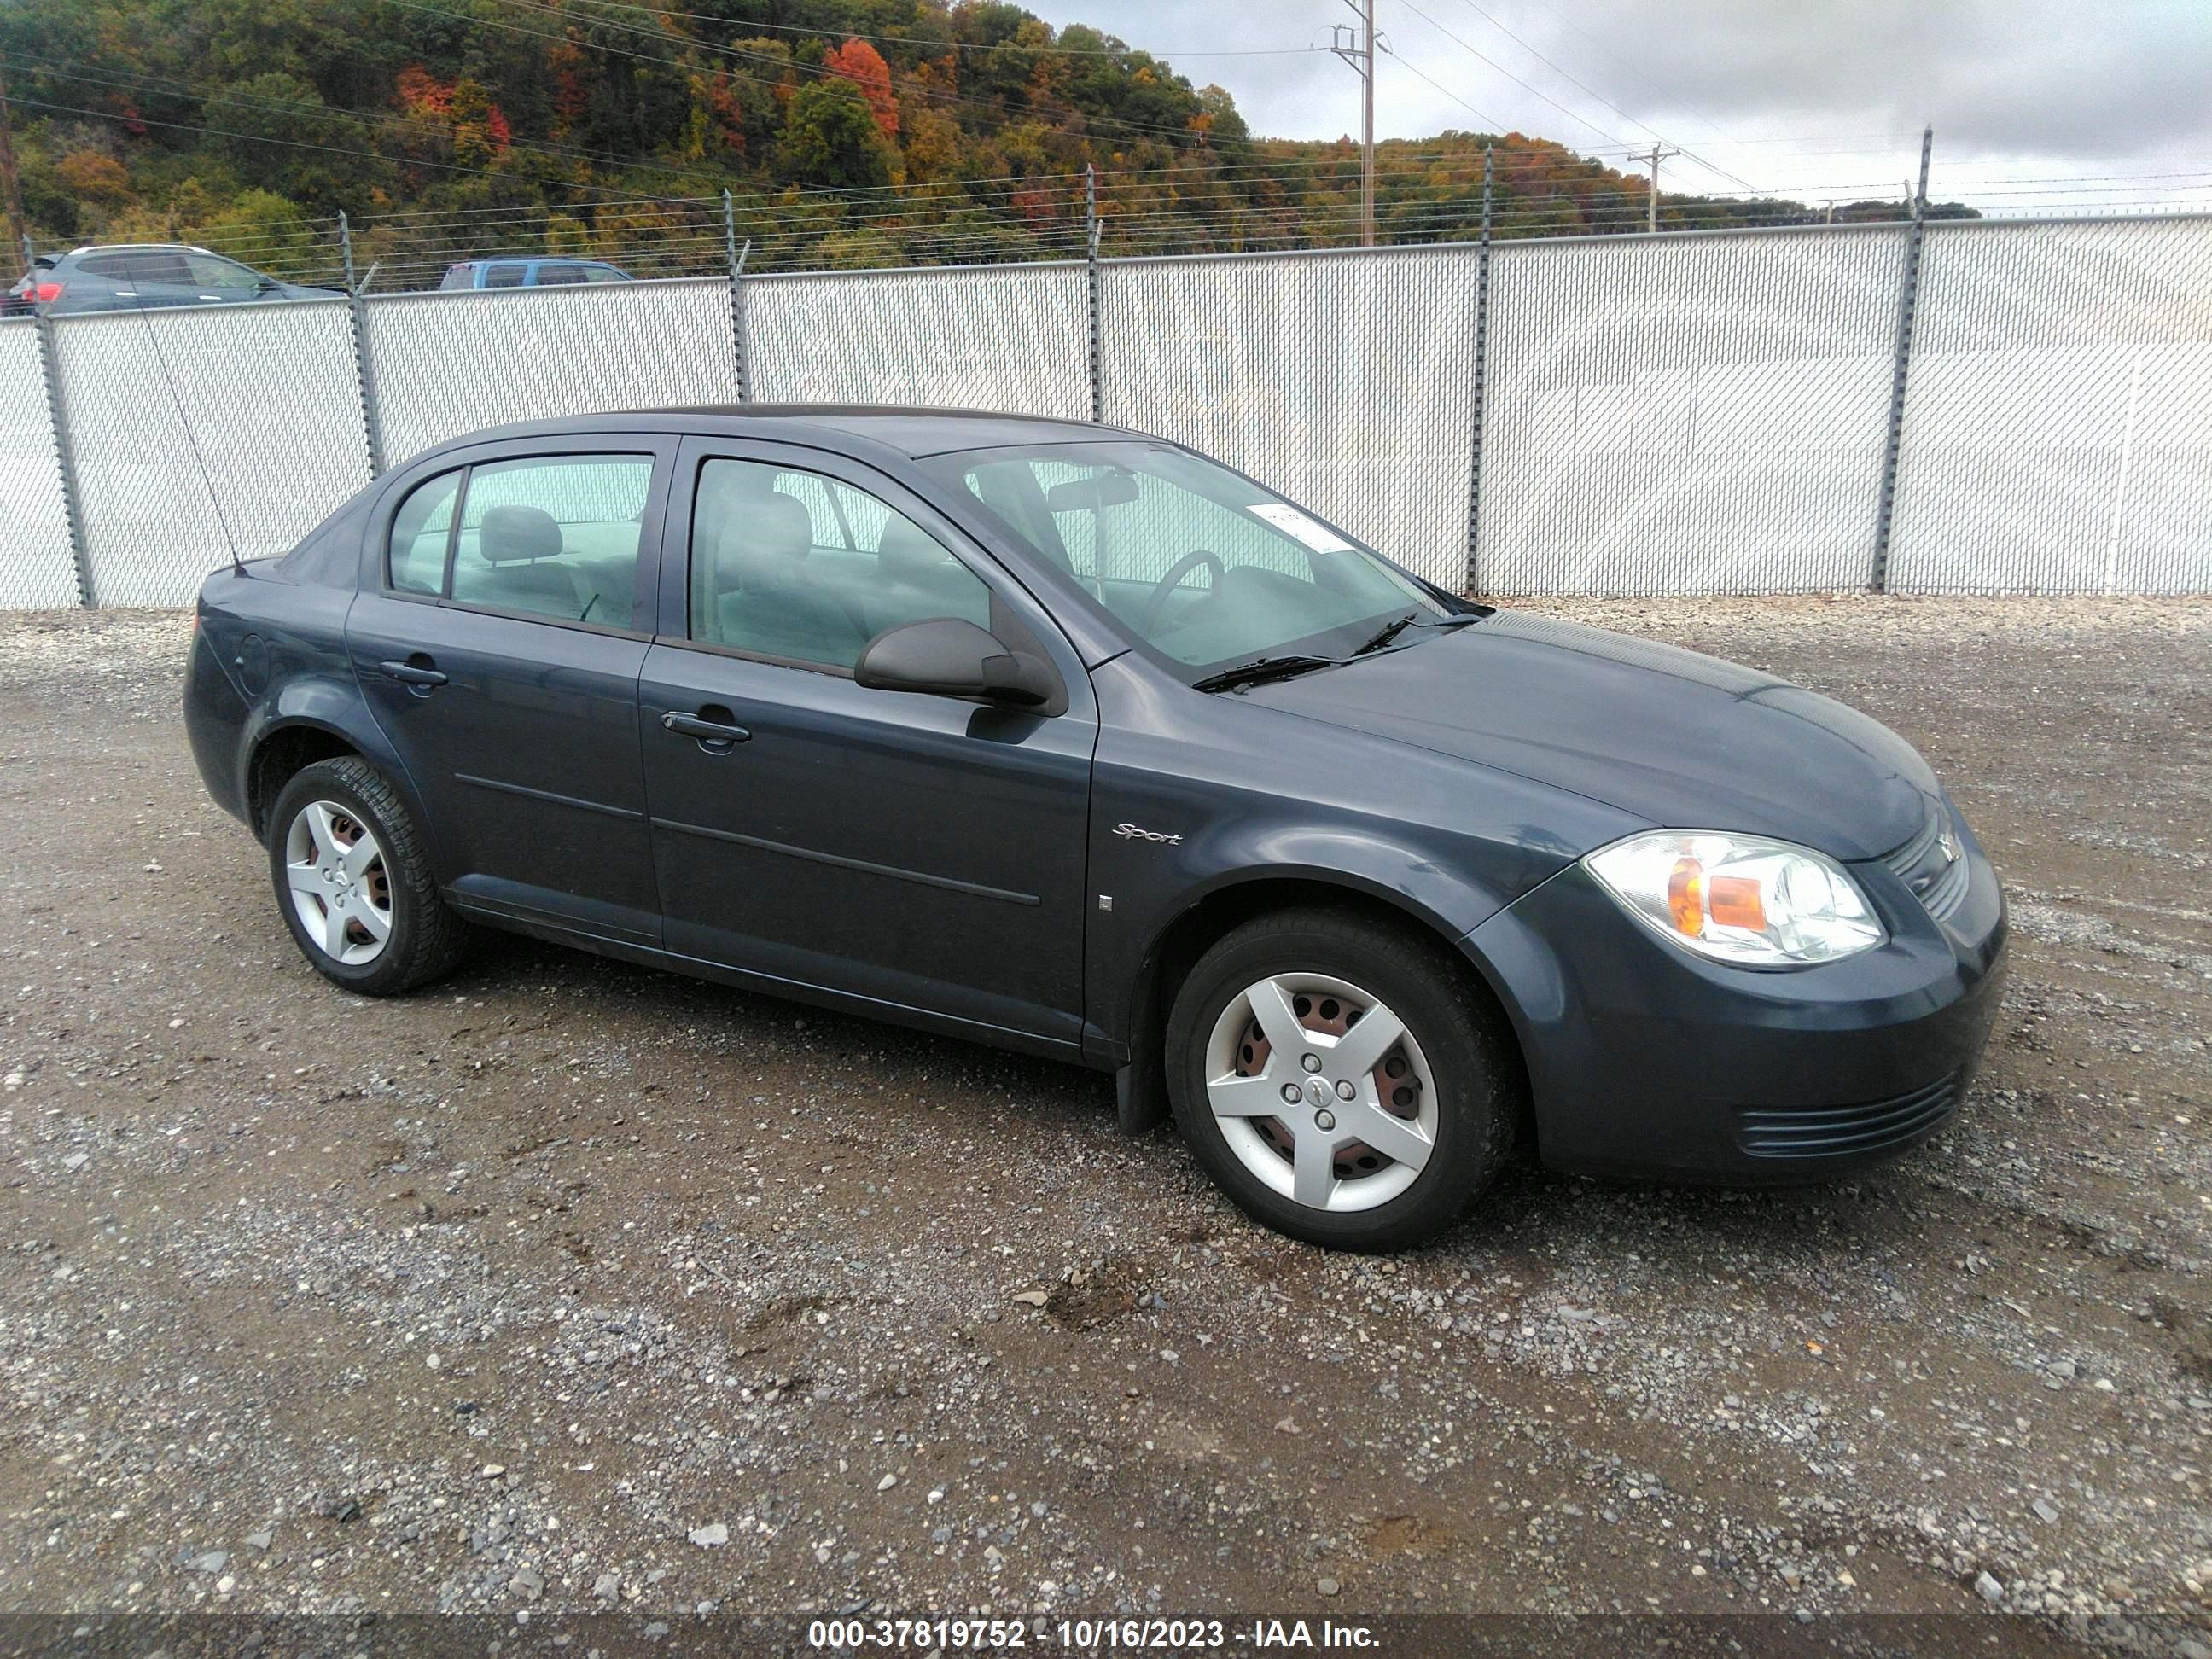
[662,709,751,750]
[380,659,447,687]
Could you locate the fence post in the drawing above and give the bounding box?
[724,190,752,403]
[1463,145,1493,595]
[1871,127,1933,592]
[1085,164,1104,424]
[32,310,94,607]
[341,212,387,477]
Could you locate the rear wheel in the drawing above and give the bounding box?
[1166,908,1516,1250]
[267,757,470,996]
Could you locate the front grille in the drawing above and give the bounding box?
[1882,800,1970,923]
[1735,1073,1960,1159]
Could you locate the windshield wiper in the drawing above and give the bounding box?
[1190,654,1340,693]
[1352,611,1421,656]
[1350,608,1483,659]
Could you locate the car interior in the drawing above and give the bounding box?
[688,461,991,670]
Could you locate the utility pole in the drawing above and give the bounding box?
[1329,0,1377,246]
[0,61,32,280]
[1632,141,1680,233]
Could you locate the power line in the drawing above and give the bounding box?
[1378,43,1505,131]
[1440,0,1760,195]
[429,0,1281,159]
[544,0,1317,61]
[1386,0,1627,148]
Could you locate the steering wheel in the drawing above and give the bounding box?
[1140,549,1225,634]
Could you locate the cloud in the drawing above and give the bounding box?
[1022,0,2212,207]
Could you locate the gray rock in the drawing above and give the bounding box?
[1975,1571,2004,1604]
[688,1522,729,1547]
[593,1571,621,1600]
[189,1551,228,1574]
[243,1531,272,1552]
[1317,1577,1340,1597]
[2031,1499,2059,1525]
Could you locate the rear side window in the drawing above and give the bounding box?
[387,472,460,595]
[482,264,526,288]
[536,263,586,285]
[82,250,194,286]
[689,458,991,672]
[450,455,654,627]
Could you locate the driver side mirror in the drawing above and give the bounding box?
[855,618,1057,710]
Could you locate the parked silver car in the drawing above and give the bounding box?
[4,243,342,316]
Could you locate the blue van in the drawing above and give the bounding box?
[438,259,632,290]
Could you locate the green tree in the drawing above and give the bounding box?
[779,78,898,192]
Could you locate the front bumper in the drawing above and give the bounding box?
[1463,810,2008,1183]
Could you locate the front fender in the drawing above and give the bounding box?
[1082,654,1645,1057]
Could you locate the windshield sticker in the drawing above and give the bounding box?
[1246,502,1355,553]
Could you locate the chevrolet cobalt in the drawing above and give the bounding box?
[185,408,2007,1249]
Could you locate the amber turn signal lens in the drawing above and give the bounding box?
[1666,857,1704,936]
[1708,874,1767,931]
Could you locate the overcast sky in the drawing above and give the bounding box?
[1023,0,2212,213]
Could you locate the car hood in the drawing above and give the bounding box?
[1244,611,1938,861]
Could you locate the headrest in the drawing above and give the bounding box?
[478,504,562,564]
[878,517,947,582]
[713,491,815,593]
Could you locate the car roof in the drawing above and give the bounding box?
[438,405,1147,461]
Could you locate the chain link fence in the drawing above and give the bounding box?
[2,213,2208,608]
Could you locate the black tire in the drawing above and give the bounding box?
[266,756,472,996]
[1165,906,1517,1251]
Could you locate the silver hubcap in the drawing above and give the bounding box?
[284,800,393,966]
[1205,973,1437,1213]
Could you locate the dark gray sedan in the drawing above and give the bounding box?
[183,407,2007,1249]
[9,243,342,315]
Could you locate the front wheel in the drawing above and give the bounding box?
[267,756,471,996]
[1165,908,1518,1250]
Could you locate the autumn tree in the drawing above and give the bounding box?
[824,39,899,142]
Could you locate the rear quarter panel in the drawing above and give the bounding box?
[192,560,439,860]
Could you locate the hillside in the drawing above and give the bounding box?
[0,0,1959,288]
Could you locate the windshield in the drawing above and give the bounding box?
[922,441,1452,676]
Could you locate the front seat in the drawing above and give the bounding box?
[867,517,987,637]
[710,492,870,667]
[457,504,582,617]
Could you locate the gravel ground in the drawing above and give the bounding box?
[0,596,2207,1653]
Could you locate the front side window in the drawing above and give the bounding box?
[187,253,264,291]
[583,264,627,283]
[923,441,1445,674]
[689,458,991,672]
[443,455,653,626]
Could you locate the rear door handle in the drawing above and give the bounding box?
[380,659,447,687]
[662,709,751,748]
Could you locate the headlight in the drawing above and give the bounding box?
[1584,831,1884,967]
